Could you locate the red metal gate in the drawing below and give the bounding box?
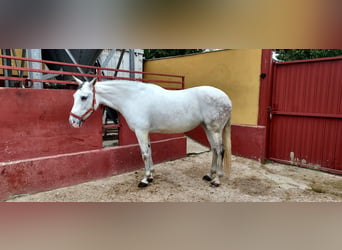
[269,57,342,174]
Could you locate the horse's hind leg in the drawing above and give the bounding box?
[202,148,217,182]
[135,130,154,188]
[202,126,224,187]
[211,141,225,187]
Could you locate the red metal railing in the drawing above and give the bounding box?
[0,54,185,89]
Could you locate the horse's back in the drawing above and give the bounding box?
[190,86,232,128]
[192,85,230,100]
[123,83,232,133]
[191,86,232,110]
[145,83,231,106]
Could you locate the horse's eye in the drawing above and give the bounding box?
[81,96,88,101]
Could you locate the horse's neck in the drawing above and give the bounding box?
[95,81,141,112]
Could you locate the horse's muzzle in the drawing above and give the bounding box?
[69,116,82,128]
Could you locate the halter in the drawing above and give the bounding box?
[70,86,97,121]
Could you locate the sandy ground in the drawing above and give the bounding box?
[7,138,342,202]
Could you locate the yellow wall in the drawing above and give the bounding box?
[144,49,262,125]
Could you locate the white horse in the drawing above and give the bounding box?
[69,77,232,187]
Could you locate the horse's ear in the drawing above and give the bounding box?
[90,78,97,86]
[72,76,83,85]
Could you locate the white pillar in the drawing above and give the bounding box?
[27,49,43,89]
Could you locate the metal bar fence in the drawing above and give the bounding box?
[0,54,185,90]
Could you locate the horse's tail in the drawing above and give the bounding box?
[223,118,232,178]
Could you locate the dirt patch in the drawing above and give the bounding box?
[310,179,342,197]
[7,139,342,202]
[232,176,275,196]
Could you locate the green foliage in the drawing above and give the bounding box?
[144,49,204,59]
[274,49,342,61]
[144,49,342,61]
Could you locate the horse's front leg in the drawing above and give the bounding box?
[135,130,154,188]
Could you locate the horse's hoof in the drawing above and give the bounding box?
[147,177,154,183]
[138,182,148,188]
[202,175,212,182]
[210,181,220,187]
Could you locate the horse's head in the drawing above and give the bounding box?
[69,76,97,128]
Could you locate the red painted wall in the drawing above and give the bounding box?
[258,49,273,126]
[0,88,103,162]
[0,137,186,200]
[231,125,266,162]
